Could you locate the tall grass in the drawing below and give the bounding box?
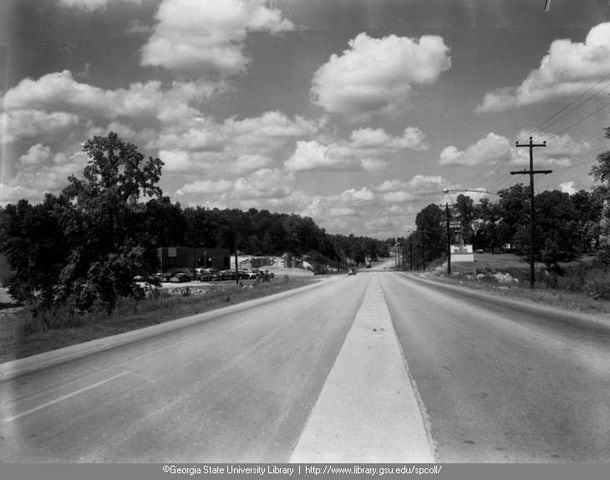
[2,277,318,362]
[439,255,610,313]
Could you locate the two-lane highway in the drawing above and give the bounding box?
[1,270,608,462]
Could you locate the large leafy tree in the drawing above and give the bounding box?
[535,190,580,266]
[0,132,165,317]
[144,197,186,248]
[590,127,610,187]
[415,204,446,267]
[473,197,503,252]
[56,132,164,313]
[454,194,474,243]
[497,183,530,252]
[590,127,610,266]
[569,189,603,253]
[0,195,70,306]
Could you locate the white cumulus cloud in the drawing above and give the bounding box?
[1,110,82,144]
[141,0,293,77]
[284,140,354,171]
[350,127,428,151]
[560,181,577,195]
[510,131,590,167]
[58,0,145,10]
[233,168,294,199]
[176,178,233,195]
[477,22,610,112]
[439,133,511,166]
[233,154,272,174]
[285,125,427,172]
[311,33,451,118]
[2,70,218,124]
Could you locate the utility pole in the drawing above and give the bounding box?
[233,225,239,285]
[394,242,398,269]
[409,240,413,271]
[445,202,451,275]
[511,136,551,289]
[421,231,426,271]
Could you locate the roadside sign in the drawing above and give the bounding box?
[451,244,474,262]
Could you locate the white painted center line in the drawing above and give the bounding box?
[290,274,436,463]
[4,371,130,422]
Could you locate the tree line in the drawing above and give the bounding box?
[0,132,388,320]
[400,127,610,273]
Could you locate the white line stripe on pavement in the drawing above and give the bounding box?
[290,274,435,463]
[3,371,130,422]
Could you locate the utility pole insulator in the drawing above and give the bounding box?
[512,137,550,289]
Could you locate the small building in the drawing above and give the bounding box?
[157,247,230,273]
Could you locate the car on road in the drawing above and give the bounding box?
[348,268,357,275]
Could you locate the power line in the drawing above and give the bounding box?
[526,75,610,135]
[486,168,520,193]
[468,86,608,194]
[553,101,610,136]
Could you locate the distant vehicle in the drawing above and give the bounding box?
[154,272,172,282]
[260,269,274,279]
[197,268,218,281]
[249,269,274,281]
[169,272,191,283]
[237,270,250,279]
[134,274,161,286]
[348,268,357,275]
[219,269,237,281]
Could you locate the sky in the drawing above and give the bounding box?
[1,0,610,239]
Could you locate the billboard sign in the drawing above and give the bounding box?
[450,244,474,262]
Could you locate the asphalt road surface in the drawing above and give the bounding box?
[1,269,608,462]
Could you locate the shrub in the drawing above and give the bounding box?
[583,271,610,300]
[26,303,84,333]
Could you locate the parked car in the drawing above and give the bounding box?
[348,267,357,275]
[197,268,218,281]
[154,272,172,282]
[254,269,274,281]
[238,270,250,279]
[133,274,161,286]
[219,269,237,281]
[169,272,191,283]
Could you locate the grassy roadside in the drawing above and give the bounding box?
[0,276,320,364]
[426,253,610,316]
